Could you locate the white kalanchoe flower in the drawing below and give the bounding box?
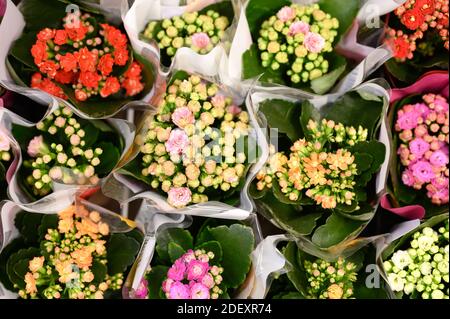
[391,250,412,270]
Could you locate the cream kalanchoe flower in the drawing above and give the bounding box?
[137,74,250,208]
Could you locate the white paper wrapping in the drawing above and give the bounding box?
[0,0,156,120]
[0,100,136,213]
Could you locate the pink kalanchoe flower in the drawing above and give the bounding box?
[165,129,190,156]
[211,94,226,108]
[277,6,296,22]
[171,106,195,128]
[167,259,186,281]
[168,282,190,299]
[409,138,430,158]
[432,96,449,113]
[304,32,326,53]
[226,105,242,116]
[162,279,174,293]
[192,32,211,49]
[429,150,449,167]
[396,111,421,130]
[134,279,149,299]
[187,260,209,281]
[201,273,215,289]
[182,250,196,263]
[431,176,449,190]
[27,135,48,157]
[167,187,192,208]
[411,160,435,183]
[190,283,210,299]
[288,21,310,36]
[402,169,416,187]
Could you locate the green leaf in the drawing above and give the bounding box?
[350,141,386,175]
[20,213,44,245]
[0,238,26,291]
[91,260,107,284]
[242,44,285,84]
[310,55,347,95]
[245,0,291,36]
[273,292,305,299]
[146,265,169,299]
[20,0,71,31]
[95,142,121,176]
[259,99,302,142]
[106,233,141,275]
[321,91,384,138]
[353,153,373,173]
[156,228,194,264]
[10,32,37,69]
[385,59,418,84]
[195,241,223,264]
[311,213,368,249]
[318,0,360,37]
[206,224,254,288]
[37,214,59,241]
[6,247,40,289]
[283,242,309,297]
[257,192,321,236]
[80,122,100,148]
[167,242,186,264]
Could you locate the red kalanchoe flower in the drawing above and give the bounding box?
[124,62,142,78]
[122,63,144,97]
[113,47,129,66]
[76,47,98,73]
[100,76,121,97]
[39,60,59,79]
[101,24,128,48]
[415,0,435,16]
[65,24,88,42]
[31,73,67,99]
[37,28,55,42]
[401,8,426,30]
[79,71,101,89]
[31,41,48,65]
[55,70,75,84]
[98,53,114,76]
[385,29,416,61]
[75,89,88,101]
[54,30,68,46]
[59,52,78,72]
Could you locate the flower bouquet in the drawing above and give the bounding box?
[0,125,12,200]
[0,0,155,118]
[250,83,390,256]
[133,218,255,299]
[7,102,133,207]
[234,0,360,94]
[129,0,235,68]
[0,200,144,299]
[379,213,449,299]
[118,71,260,210]
[384,0,449,84]
[386,72,449,218]
[268,242,388,299]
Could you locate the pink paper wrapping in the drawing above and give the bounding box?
[382,71,449,220]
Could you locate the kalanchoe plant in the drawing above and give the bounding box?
[123,72,252,208]
[381,214,449,299]
[139,219,255,299]
[251,91,386,251]
[12,105,123,199]
[7,0,155,118]
[0,128,12,199]
[242,0,360,94]
[0,204,143,299]
[388,93,449,217]
[140,4,232,67]
[384,0,449,84]
[269,242,388,299]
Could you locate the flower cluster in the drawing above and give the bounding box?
[257,119,368,209]
[23,106,104,197]
[304,257,357,299]
[256,4,339,84]
[138,74,250,208]
[30,11,144,102]
[385,0,449,61]
[161,249,224,299]
[395,94,449,205]
[384,220,449,299]
[0,129,11,163]
[142,10,229,59]
[19,205,123,299]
